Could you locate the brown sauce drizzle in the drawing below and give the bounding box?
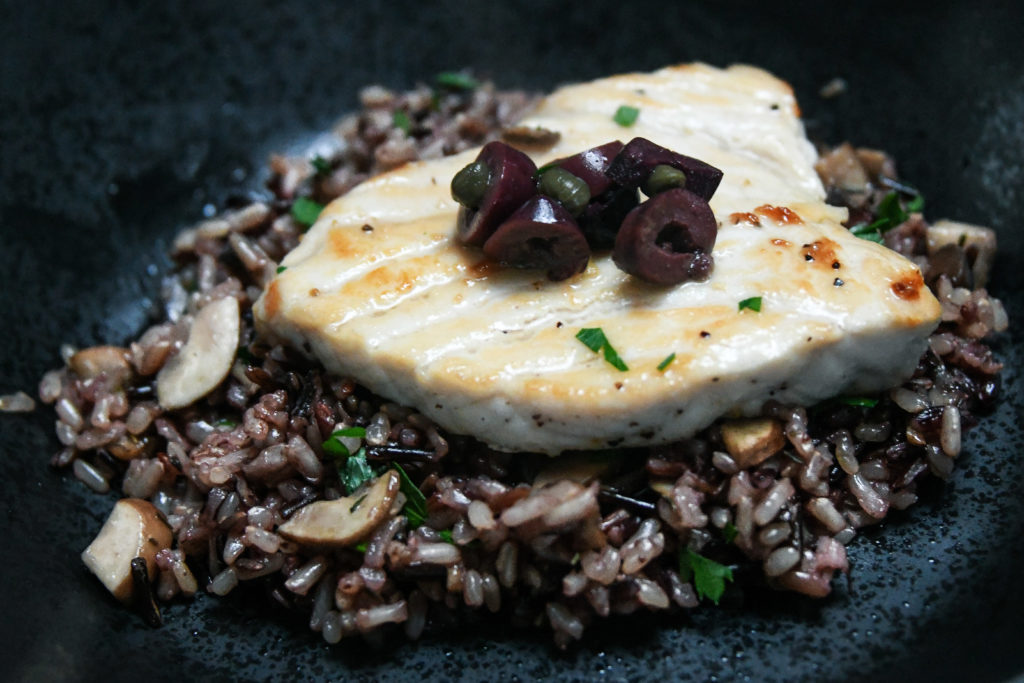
[800,239,839,269]
[730,212,761,226]
[754,204,803,225]
[891,272,924,300]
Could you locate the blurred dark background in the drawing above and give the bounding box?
[1,2,1022,681]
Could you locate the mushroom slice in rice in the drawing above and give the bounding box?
[156,296,240,410]
[278,469,401,548]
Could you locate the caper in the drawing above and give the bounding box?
[451,160,491,209]
[537,167,591,217]
[641,164,687,196]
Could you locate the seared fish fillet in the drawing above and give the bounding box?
[255,64,941,454]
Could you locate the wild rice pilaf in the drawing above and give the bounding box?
[32,76,1008,647]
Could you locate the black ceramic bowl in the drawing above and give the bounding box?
[2,2,1022,681]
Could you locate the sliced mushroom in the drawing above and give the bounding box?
[278,469,400,548]
[533,452,617,488]
[156,296,240,410]
[926,219,997,289]
[81,498,173,603]
[70,345,134,387]
[720,417,786,469]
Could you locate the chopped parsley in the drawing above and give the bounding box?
[838,396,879,408]
[849,190,924,243]
[337,447,378,495]
[576,327,629,371]
[291,197,324,228]
[738,296,762,312]
[657,353,676,372]
[613,105,640,127]
[679,548,734,605]
[722,522,738,544]
[311,155,332,176]
[354,541,368,553]
[435,71,480,91]
[439,529,455,544]
[215,418,238,428]
[392,109,412,134]
[395,463,428,528]
[322,426,367,458]
[849,222,884,243]
[275,265,287,274]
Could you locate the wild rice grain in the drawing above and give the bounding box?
[581,546,621,585]
[563,571,588,597]
[38,370,62,404]
[621,533,665,575]
[55,420,77,447]
[753,478,795,526]
[404,590,428,640]
[634,577,670,609]
[73,458,110,493]
[321,610,343,644]
[358,566,387,592]
[711,450,739,474]
[807,497,847,534]
[546,602,584,641]
[208,567,239,596]
[764,546,801,577]
[356,601,408,631]
[941,406,962,457]
[757,522,791,549]
[463,569,484,607]
[56,397,84,431]
[925,444,955,480]
[481,573,501,612]
[585,584,611,617]
[848,473,889,518]
[122,458,164,498]
[496,541,518,588]
[467,499,497,530]
[891,387,928,413]
[411,542,461,566]
[0,391,35,413]
[285,557,328,595]
[832,429,859,474]
[446,564,465,593]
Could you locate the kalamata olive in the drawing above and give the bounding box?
[546,140,624,197]
[482,196,590,281]
[454,141,538,246]
[608,137,724,201]
[577,184,640,250]
[537,167,591,216]
[612,188,717,285]
[641,164,688,196]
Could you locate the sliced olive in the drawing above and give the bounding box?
[482,196,590,281]
[608,137,723,201]
[537,167,591,216]
[577,184,640,251]
[612,188,717,285]
[455,141,538,247]
[641,164,688,196]
[547,140,624,197]
[451,160,491,208]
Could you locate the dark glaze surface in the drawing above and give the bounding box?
[1,2,1022,681]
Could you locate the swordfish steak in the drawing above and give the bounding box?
[255,64,941,454]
